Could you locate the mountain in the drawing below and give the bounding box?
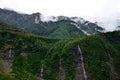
[0,21,24,32]
[0,8,104,38]
[0,22,120,80]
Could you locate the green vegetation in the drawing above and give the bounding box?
[0,8,104,39]
[27,20,85,39]
[0,22,120,80]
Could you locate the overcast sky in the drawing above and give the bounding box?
[0,0,120,31]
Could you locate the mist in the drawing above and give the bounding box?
[0,0,120,31]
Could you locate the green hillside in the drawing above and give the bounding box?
[0,22,24,32]
[0,8,104,39]
[0,22,120,80]
[46,31,120,80]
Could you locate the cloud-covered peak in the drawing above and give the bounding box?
[70,17,86,24]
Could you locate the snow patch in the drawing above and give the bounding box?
[70,17,86,24]
[40,15,58,22]
[71,22,90,35]
[84,22,89,26]
[81,30,90,35]
[35,16,40,24]
[71,22,80,29]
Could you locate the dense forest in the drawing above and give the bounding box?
[0,22,120,80]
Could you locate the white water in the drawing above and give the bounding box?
[40,64,44,80]
[59,57,65,80]
[78,45,87,80]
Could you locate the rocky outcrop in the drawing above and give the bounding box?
[0,46,14,73]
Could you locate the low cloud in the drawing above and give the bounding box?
[40,15,58,22]
[96,14,120,31]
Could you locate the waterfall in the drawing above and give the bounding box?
[107,53,120,80]
[77,45,87,80]
[40,64,44,80]
[59,57,65,80]
[35,16,40,24]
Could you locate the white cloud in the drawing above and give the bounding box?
[0,0,107,17]
[0,0,120,31]
[40,15,58,22]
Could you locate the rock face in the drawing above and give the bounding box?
[59,57,65,80]
[0,8,104,38]
[0,46,14,73]
[34,13,41,24]
[0,60,12,73]
[74,45,87,80]
[107,54,120,80]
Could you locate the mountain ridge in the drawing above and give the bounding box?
[0,8,104,39]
